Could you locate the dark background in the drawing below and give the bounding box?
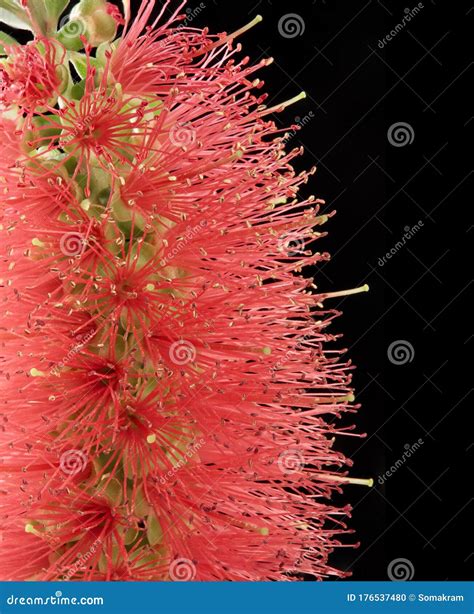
[9,0,472,581]
[160,0,472,581]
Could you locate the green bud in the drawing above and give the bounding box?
[74,0,105,16]
[69,0,118,47]
[88,9,117,45]
[56,17,87,50]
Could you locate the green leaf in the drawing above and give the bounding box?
[134,487,150,518]
[123,527,139,545]
[69,51,88,79]
[70,79,86,100]
[102,477,122,506]
[30,115,63,139]
[0,29,18,54]
[0,1,32,30]
[26,0,70,34]
[24,0,48,34]
[69,51,99,79]
[44,0,70,27]
[146,514,163,546]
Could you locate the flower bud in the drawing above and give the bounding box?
[57,0,121,49]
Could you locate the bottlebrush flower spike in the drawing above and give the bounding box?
[0,0,372,581]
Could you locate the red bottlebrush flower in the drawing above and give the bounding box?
[0,117,24,163]
[0,0,371,581]
[0,38,65,118]
[24,56,161,197]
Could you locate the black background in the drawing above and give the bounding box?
[150,0,472,581]
[9,0,473,581]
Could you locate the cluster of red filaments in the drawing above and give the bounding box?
[0,0,370,581]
